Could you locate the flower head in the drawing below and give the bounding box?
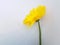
[23,5,46,26]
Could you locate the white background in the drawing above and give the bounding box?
[0,0,59,45]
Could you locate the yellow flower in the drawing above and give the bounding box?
[23,5,46,26]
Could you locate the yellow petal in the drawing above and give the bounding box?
[37,5,46,16]
[23,15,35,26]
[23,5,46,27]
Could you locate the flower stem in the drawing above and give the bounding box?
[38,20,41,45]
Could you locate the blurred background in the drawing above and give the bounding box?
[0,0,59,45]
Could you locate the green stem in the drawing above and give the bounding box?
[38,20,41,45]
